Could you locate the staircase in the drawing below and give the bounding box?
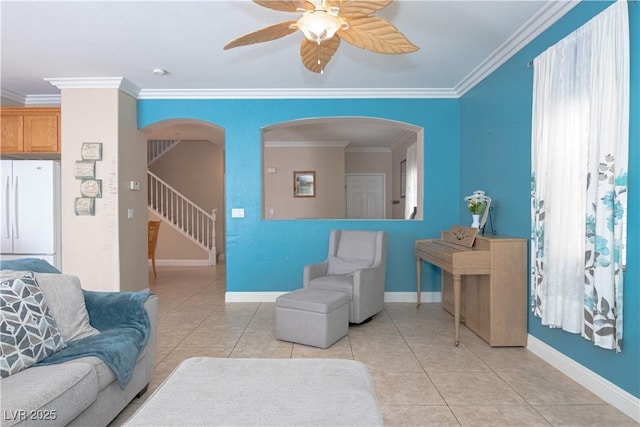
[147,172,217,265]
[148,139,179,165]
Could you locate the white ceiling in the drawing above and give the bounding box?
[1,1,576,147]
[1,0,577,103]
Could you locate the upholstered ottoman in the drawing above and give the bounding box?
[276,288,350,349]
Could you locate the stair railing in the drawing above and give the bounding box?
[148,140,180,165]
[147,171,216,265]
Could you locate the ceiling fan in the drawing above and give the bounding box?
[223,0,419,73]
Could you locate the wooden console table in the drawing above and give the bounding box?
[415,228,527,347]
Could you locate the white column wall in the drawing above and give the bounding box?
[60,88,147,291]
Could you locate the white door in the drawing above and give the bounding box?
[346,174,385,219]
[1,160,13,253]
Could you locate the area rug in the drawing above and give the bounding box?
[124,357,383,426]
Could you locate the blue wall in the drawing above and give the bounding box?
[138,99,460,294]
[460,0,639,399]
[137,0,638,399]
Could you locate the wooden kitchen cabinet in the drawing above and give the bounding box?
[1,108,60,154]
[1,114,24,152]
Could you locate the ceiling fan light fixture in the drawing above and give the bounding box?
[297,11,342,44]
[224,0,416,74]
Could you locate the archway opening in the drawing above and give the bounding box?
[141,119,226,268]
[261,117,423,220]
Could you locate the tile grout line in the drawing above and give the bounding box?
[383,307,463,426]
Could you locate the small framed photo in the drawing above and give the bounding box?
[73,197,95,216]
[74,160,96,179]
[81,142,103,160]
[294,171,315,198]
[80,179,102,198]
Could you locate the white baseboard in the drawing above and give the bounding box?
[527,335,640,423]
[224,291,441,303]
[151,259,210,267]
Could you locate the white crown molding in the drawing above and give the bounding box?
[3,87,459,103]
[266,141,394,152]
[345,146,391,153]
[137,88,459,100]
[1,87,26,104]
[1,89,60,107]
[264,140,350,148]
[24,94,62,106]
[44,77,141,99]
[455,0,580,96]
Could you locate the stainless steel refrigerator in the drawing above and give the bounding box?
[1,160,61,268]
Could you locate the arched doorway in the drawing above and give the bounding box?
[141,119,226,268]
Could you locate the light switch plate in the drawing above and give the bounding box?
[231,208,245,218]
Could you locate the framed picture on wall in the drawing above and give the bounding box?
[74,160,96,179]
[400,159,406,198]
[294,171,315,197]
[81,142,103,161]
[80,179,102,198]
[73,197,95,216]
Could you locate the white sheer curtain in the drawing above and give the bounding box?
[404,143,418,219]
[531,0,628,352]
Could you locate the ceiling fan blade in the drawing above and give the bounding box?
[338,16,418,54]
[328,0,392,18]
[300,37,340,73]
[253,0,315,13]
[224,21,299,50]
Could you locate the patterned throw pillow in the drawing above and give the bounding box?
[0,272,65,378]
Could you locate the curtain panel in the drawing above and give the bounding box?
[531,0,629,352]
[404,143,418,219]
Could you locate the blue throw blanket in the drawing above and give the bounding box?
[37,290,152,388]
[0,257,61,273]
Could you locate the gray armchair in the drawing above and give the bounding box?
[303,229,387,324]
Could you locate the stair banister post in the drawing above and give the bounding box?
[209,208,217,266]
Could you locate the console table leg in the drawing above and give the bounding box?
[453,274,461,346]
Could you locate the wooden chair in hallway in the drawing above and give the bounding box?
[148,220,161,277]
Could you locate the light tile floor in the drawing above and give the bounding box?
[110,264,637,426]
